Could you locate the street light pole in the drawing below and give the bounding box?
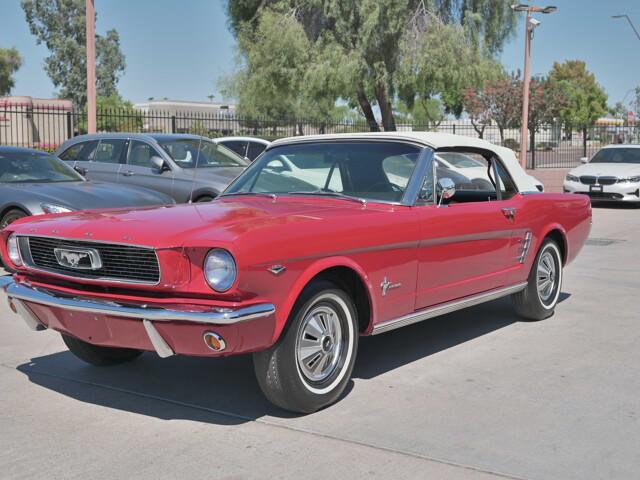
[612,15,640,42]
[86,0,96,134]
[519,10,532,170]
[511,4,557,169]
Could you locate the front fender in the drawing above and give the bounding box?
[274,256,377,341]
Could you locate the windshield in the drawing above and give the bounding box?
[437,152,484,168]
[157,139,248,168]
[224,141,422,203]
[590,148,640,164]
[0,150,85,184]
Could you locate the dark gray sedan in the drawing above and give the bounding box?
[0,146,174,229]
[56,133,249,203]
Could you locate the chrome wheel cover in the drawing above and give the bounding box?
[296,304,344,383]
[537,249,558,306]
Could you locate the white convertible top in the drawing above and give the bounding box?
[270,132,539,193]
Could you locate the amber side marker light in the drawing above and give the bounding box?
[8,299,17,314]
[203,332,226,352]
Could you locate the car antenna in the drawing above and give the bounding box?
[188,136,203,204]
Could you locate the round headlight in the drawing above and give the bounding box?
[7,233,22,267]
[204,249,236,292]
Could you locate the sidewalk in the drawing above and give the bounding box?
[527,168,570,193]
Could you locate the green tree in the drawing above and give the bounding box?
[526,77,567,154]
[77,95,141,133]
[21,0,126,106]
[608,101,626,119]
[548,60,607,152]
[225,0,517,131]
[0,47,22,96]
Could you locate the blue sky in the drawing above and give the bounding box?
[1,0,639,110]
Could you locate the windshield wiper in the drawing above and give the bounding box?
[220,191,278,200]
[286,191,367,206]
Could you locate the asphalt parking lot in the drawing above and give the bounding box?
[0,204,638,480]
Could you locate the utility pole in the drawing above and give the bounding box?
[86,0,96,134]
[511,4,557,169]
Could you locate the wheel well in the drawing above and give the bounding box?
[544,229,566,264]
[309,266,371,333]
[0,205,28,222]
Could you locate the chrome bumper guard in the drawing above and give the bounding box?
[0,275,275,358]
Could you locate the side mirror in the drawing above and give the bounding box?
[74,165,88,176]
[580,156,589,164]
[437,177,456,206]
[150,156,167,171]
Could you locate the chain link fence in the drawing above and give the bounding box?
[1,103,638,168]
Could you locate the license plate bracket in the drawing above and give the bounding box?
[589,185,603,193]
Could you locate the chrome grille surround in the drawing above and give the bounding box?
[579,175,619,186]
[17,235,160,285]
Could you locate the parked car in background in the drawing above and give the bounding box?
[56,133,249,203]
[564,144,640,204]
[0,146,174,229]
[0,133,591,413]
[214,136,270,161]
[436,151,545,192]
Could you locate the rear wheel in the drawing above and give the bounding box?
[512,239,563,320]
[195,195,214,203]
[253,280,358,413]
[62,334,143,366]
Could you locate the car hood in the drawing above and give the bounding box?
[570,163,640,177]
[5,181,172,211]
[8,196,383,249]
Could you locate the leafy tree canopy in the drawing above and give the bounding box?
[548,60,607,129]
[21,0,126,106]
[0,47,22,96]
[224,0,517,131]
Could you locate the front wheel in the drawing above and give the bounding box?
[62,334,143,366]
[512,239,563,320]
[253,280,358,413]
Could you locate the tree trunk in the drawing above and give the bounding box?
[582,126,587,157]
[498,125,505,145]
[375,83,396,131]
[356,89,379,132]
[471,120,485,139]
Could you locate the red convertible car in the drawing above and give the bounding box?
[0,133,591,413]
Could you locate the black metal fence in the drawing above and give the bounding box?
[1,104,638,169]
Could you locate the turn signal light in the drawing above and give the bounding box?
[203,332,226,352]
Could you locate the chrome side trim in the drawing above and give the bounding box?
[0,277,275,325]
[143,320,175,358]
[372,282,527,335]
[518,231,533,263]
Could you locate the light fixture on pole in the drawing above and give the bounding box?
[612,15,640,42]
[511,3,557,169]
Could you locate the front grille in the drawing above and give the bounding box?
[586,192,623,199]
[598,176,617,185]
[580,176,597,185]
[580,175,618,185]
[19,236,160,284]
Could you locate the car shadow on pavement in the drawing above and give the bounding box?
[15,295,566,423]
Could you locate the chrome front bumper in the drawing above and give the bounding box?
[0,275,275,357]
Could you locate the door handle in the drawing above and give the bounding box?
[501,207,517,221]
[121,170,135,177]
